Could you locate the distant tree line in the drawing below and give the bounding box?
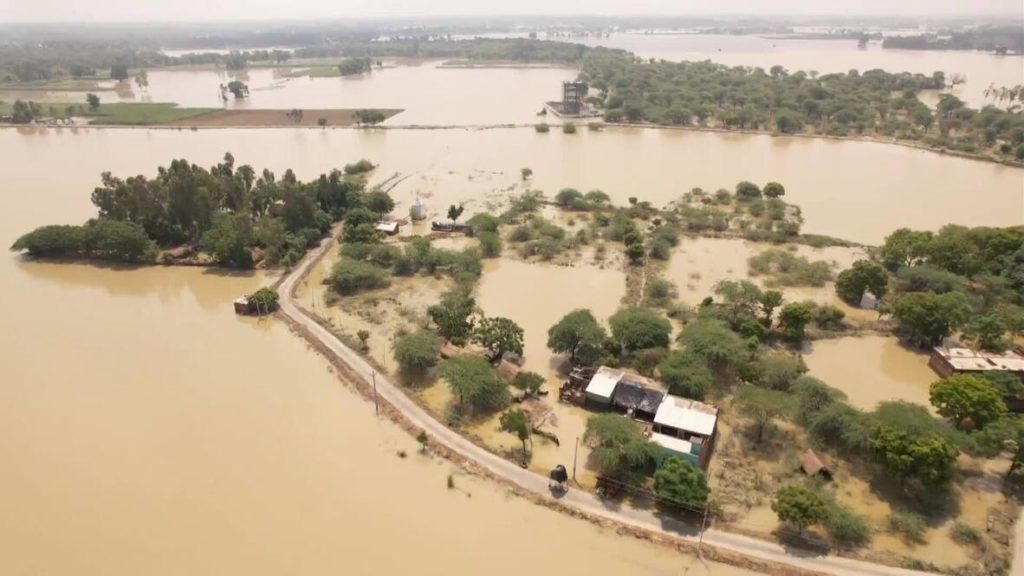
[883,27,1024,53]
[579,48,1024,160]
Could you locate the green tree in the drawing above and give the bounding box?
[500,409,531,457]
[546,309,607,364]
[929,375,1007,430]
[735,181,762,200]
[342,207,381,244]
[736,386,792,443]
[447,204,465,224]
[364,190,395,217]
[200,213,253,268]
[512,371,545,395]
[584,413,660,481]
[759,290,784,326]
[962,315,1010,352]
[891,291,971,347]
[835,260,888,305]
[657,351,713,399]
[678,318,747,373]
[355,109,387,125]
[654,457,709,510]
[763,182,786,198]
[778,301,814,343]
[247,287,279,313]
[869,426,959,487]
[880,228,933,269]
[773,486,828,535]
[972,416,1024,481]
[609,307,671,352]
[439,356,510,413]
[328,259,391,294]
[86,93,100,111]
[394,330,442,374]
[428,289,476,345]
[473,316,524,360]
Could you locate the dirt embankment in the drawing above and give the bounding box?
[166,108,403,127]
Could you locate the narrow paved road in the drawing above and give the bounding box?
[278,236,939,576]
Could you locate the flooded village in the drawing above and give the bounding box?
[2,12,1024,576]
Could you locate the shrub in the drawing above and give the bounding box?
[888,511,927,544]
[562,122,577,134]
[631,347,668,376]
[645,278,677,307]
[343,159,376,175]
[826,505,872,549]
[329,259,391,294]
[394,331,442,373]
[478,231,502,258]
[748,248,833,287]
[950,521,981,546]
[247,287,280,312]
[534,123,550,133]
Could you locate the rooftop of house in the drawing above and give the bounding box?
[654,395,719,437]
[585,366,623,400]
[651,432,697,457]
[933,346,1024,372]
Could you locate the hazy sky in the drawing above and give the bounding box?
[2,0,1022,22]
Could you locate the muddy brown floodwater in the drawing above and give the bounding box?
[0,143,758,575]
[802,335,939,410]
[3,127,1021,245]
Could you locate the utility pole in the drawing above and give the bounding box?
[371,369,379,416]
[572,436,579,481]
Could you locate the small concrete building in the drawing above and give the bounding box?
[652,395,719,469]
[929,346,1024,379]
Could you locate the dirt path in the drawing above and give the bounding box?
[276,233,939,576]
[1014,507,1024,576]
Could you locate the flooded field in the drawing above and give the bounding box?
[475,257,626,480]
[0,140,758,576]
[0,63,576,126]
[665,236,873,320]
[3,127,1021,245]
[802,335,938,410]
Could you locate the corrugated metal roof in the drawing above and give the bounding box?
[934,346,1024,372]
[651,432,695,456]
[585,366,623,401]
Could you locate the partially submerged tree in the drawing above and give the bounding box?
[835,260,888,305]
[439,356,509,414]
[473,316,524,361]
[778,301,814,343]
[428,289,476,345]
[891,291,971,347]
[868,425,959,487]
[678,318,747,374]
[609,307,671,352]
[547,309,607,364]
[447,204,465,224]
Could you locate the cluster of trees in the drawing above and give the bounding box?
[295,37,591,64]
[675,181,803,242]
[838,225,1024,350]
[13,153,372,267]
[337,57,373,76]
[579,48,1024,159]
[11,219,157,263]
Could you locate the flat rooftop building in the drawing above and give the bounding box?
[929,346,1024,379]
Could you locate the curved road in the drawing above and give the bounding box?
[279,235,938,576]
